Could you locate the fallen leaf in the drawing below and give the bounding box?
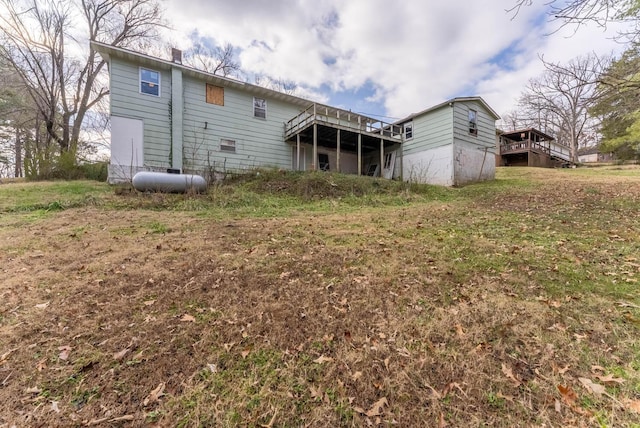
[310,385,322,399]
[223,342,235,352]
[591,365,606,373]
[180,314,195,322]
[143,382,165,406]
[36,358,47,371]
[573,333,587,342]
[113,348,129,361]
[313,355,333,364]
[58,346,72,361]
[35,302,50,309]
[51,401,60,413]
[625,399,640,413]
[501,363,521,387]
[595,374,625,385]
[558,384,577,405]
[26,387,41,394]
[351,371,363,381]
[143,299,156,306]
[241,349,250,359]
[578,377,606,397]
[366,397,388,417]
[1,348,18,361]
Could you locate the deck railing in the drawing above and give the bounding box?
[500,139,571,161]
[285,103,403,141]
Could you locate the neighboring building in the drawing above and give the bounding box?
[578,146,615,163]
[93,41,500,186]
[497,128,571,168]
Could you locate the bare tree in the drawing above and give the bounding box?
[0,0,164,165]
[517,54,606,162]
[183,42,240,77]
[509,0,640,40]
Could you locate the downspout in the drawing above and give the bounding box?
[171,66,184,172]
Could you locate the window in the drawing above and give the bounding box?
[318,153,330,171]
[404,121,413,139]
[206,84,224,105]
[468,109,478,136]
[140,68,160,96]
[220,138,236,153]
[254,97,266,118]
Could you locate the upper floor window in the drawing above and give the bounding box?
[254,97,266,118]
[140,68,160,97]
[404,121,413,140]
[206,84,224,106]
[468,109,478,136]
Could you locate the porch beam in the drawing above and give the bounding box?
[380,139,384,178]
[357,133,362,176]
[313,123,318,171]
[296,133,301,171]
[336,128,341,173]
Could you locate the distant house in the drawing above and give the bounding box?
[497,128,571,168]
[92,41,500,186]
[578,146,615,163]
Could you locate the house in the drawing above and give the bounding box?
[92,41,500,186]
[578,146,615,163]
[497,128,571,168]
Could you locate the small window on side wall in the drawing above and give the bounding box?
[220,138,236,153]
[404,121,413,139]
[140,68,160,96]
[468,109,478,136]
[254,97,266,118]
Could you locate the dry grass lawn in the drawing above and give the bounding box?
[1,166,640,427]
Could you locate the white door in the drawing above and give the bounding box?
[111,116,143,172]
[382,151,396,179]
[292,146,306,171]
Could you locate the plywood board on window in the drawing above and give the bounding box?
[206,84,224,105]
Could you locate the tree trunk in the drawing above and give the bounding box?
[14,126,22,177]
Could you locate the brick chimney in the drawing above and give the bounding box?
[171,48,182,64]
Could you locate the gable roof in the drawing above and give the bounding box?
[91,41,316,109]
[396,96,500,124]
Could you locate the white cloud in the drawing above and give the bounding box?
[164,0,633,119]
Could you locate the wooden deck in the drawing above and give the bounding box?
[285,103,403,143]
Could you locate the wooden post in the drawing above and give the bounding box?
[399,133,404,181]
[380,139,384,178]
[357,133,362,176]
[336,128,341,173]
[296,133,301,171]
[313,123,318,171]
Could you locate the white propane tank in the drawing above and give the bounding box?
[132,171,207,193]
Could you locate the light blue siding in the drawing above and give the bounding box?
[402,106,453,156]
[452,101,497,150]
[181,76,303,174]
[110,60,172,169]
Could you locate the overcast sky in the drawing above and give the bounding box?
[163,0,630,123]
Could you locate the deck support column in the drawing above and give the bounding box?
[312,123,318,171]
[336,129,341,173]
[357,134,362,176]
[380,139,384,178]
[399,135,404,181]
[296,133,301,171]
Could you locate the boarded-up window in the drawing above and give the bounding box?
[206,84,224,106]
[220,138,236,153]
